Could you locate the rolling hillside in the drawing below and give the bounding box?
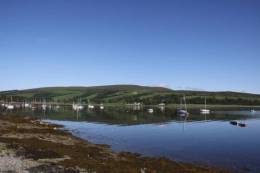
[1,85,260,105]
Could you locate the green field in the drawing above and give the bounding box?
[1,85,260,106]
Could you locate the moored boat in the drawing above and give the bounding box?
[200,97,210,114]
[177,96,189,116]
[148,108,154,114]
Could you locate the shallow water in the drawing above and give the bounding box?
[3,108,260,172]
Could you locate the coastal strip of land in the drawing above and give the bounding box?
[0,114,231,173]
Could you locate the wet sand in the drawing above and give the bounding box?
[0,114,231,173]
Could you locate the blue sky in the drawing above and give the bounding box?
[1,0,260,93]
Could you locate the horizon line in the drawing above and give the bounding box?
[0,84,259,95]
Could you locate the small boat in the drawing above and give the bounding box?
[200,97,210,114]
[6,104,14,110]
[78,105,84,110]
[73,98,85,111]
[158,103,165,111]
[88,104,95,109]
[250,110,256,114]
[42,104,47,110]
[24,103,30,108]
[55,105,60,109]
[148,108,154,114]
[73,104,84,111]
[133,102,142,111]
[200,109,210,114]
[73,102,84,111]
[87,99,94,110]
[177,96,189,116]
[100,104,104,110]
[238,123,247,128]
[6,96,14,110]
[176,109,188,115]
[72,103,76,110]
[230,121,238,126]
[42,99,47,110]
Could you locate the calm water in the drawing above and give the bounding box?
[2,107,260,172]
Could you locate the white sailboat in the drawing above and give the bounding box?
[148,108,154,114]
[158,103,165,112]
[200,97,210,114]
[88,104,95,109]
[250,109,256,114]
[72,98,84,111]
[100,103,104,110]
[7,104,14,110]
[24,103,30,108]
[31,98,36,110]
[72,102,77,110]
[177,96,189,116]
[41,99,47,111]
[55,105,60,110]
[6,96,14,110]
[87,99,94,110]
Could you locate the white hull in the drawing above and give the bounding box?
[24,103,30,108]
[7,105,14,110]
[73,104,84,111]
[201,97,210,114]
[148,109,154,114]
[88,105,95,109]
[200,109,210,114]
[42,105,47,110]
[177,109,189,116]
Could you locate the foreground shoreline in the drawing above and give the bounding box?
[0,114,231,173]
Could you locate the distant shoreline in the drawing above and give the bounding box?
[1,85,260,106]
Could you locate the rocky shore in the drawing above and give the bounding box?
[0,114,231,173]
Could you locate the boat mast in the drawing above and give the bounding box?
[205,96,207,109]
[184,96,187,111]
[180,97,183,109]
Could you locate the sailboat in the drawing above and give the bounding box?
[24,102,30,108]
[31,98,36,110]
[87,99,94,110]
[148,108,154,114]
[6,96,14,110]
[200,96,210,114]
[41,99,47,111]
[250,109,256,114]
[176,96,189,116]
[72,98,84,111]
[99,103,104,110]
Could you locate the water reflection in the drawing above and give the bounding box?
[1,107,260,126]
[1,107,260,172]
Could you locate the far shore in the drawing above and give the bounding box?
[100,103,260,109]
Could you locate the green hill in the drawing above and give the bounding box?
[1,85,260,105]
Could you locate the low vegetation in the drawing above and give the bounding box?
[0,114,231,173]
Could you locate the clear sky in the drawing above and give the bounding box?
[1,0,260,93]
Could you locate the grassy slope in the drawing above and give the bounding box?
[0,85,260,105]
